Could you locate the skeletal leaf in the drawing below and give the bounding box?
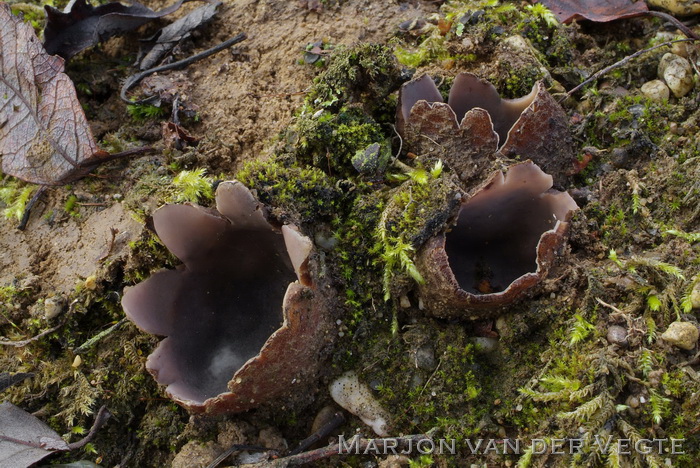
[0,4,102,185]
[44,0,187,60]
[0,401,69,468]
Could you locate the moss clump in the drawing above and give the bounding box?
[236,155,346,225]
[124,230,178,284]
[361,325,485,441]
[306,43,402,112]
[290,106,389,177]
[171,168,214,203]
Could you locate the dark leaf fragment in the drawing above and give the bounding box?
[0,401,69,468]
[538,0,648,24]
[139,1,221,70]
[44,0,188,60]
[0,4,103,185]
[0,372,33,392]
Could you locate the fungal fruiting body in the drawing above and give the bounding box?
[122,181,330,414]
[397,73,575,185]
[416,161,578,319]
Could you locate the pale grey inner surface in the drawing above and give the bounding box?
[165,229,295,402]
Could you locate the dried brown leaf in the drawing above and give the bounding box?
[44,0,187,60]
[539,0,648,23]
[0,4,101,185]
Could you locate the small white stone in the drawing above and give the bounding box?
[329,371,391,436]
[44,296,64,319]
[658,53,694,98]
[399,295,411,308]
[661,321,699,350]
[641,80,670,102]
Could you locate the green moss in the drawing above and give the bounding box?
[291,106,389,177]
[0,179,35,221]
[171,168,214,203]
[126,103,167,121]
[306,43,401,112]
[236,155,346,224]
[124,230,178,284]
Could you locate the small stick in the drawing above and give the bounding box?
[205,445,272,468]
[17,185,47,231]
[0,299,78,347]
[121,33,247,104]
[645,11,699,41]
[288,412,346,456]
[97,227,119,262]
[73,318,128,355]
[248,434,432,467]
[561,38,698,101]
[67,406,111,450]
[595,297,625,314]
[78,146,156,169]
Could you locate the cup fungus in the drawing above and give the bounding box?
[416,161,578,319]
[397,73,575,185]
[122,181,331,414]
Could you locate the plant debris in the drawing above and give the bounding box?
[0,373,33,392]
[138,1,222,70]
[0,4,100,185]
[538,0,648,24]
[43,0,188,60]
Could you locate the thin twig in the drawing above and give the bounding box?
[288,412,346,456]
[67,406,111,450]
[205,445,272,468]
[595,297,624,314]
[121,33,247,104]
[73,318,128,355]
[78,146,156,169]
[18,185,47,231]
[561,38,698,101]
[645,11,699,41]
[97,227,119,262]
[0,299,78,347]
[241,434,432,467]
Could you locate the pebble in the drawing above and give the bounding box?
[469,336,499,354]
[661,321,699,350]
[607,325,629,346]
[658,53,694,98]
[413,345,437,370]
[640,80,670,102]
[44,296,64,319]
[690,281,700,309]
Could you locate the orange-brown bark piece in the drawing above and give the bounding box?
[0,4,99,185]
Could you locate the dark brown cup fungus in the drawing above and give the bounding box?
[397,73,575,185]
[121,181,330,414]
[416,161,578,320]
